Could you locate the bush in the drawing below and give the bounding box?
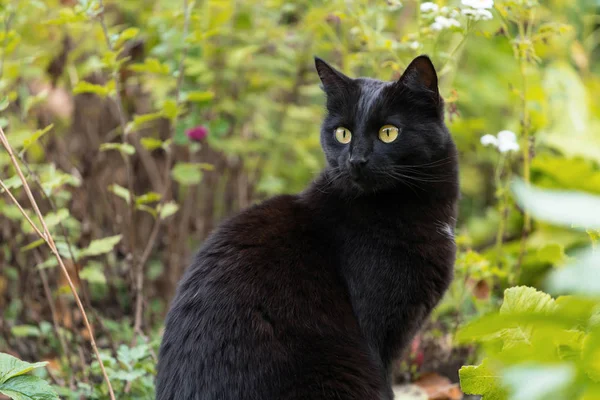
[0,0,599,398]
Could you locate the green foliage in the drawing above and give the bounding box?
[1,0,600,397]
[458,184,600,399]
[459,358,508,400]
[0,353,58,400]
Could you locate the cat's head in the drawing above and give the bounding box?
[315,55,456,195]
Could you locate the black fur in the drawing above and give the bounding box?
[156,55,459,400]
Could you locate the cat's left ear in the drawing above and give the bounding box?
[398,55,440,103]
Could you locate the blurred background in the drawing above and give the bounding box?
[0,0,599,399]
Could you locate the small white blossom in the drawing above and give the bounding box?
[420,2,439,13]
[409,41,420,50]
[498,140,520,153]
[461,0,494,9]
[462,8,493,20]
[431,16,460,31]
[497,130,520,153]
[481,130,520,153]
[441,6,450,13]
[450,9,460,18]
[480,134,498,147]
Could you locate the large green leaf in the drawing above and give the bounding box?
[457,287,560,348]
[546,249,600,296]
[459,358,508,400]
[0,375,58,400]
[512,180,600,230]
[500,286,557,315]
[0,353,48,383]
[502,364,575,400]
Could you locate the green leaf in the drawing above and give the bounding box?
[72,81,112,98]
[0,375,59,400]
[136,204,157,217]
[0,176,23,192]
[140,137,164,151]
[20,239,45,253]
[10,326,41,338]
[500,286,557,315]
[136,192,161,205]
[99,143,136,156]
[501,364,575,400]
[498,287,556,349]
[80,263,106,285]
[162,99,179,121]
[20,125,53,155]
[43,209,70,230]
[547,248,600,296]
[512,179,600,230]
[114,27,139,49]
[456,287,560,347]
[0,97,9,111]
[158,201,179,219]
[171,163,203,186]
[109,184,131,204]
[536,243,566,265]
[0,353,48,383]
[184,91,215,103]
[79,235,122,258]
[132,112,164,128]
[128,58,170,75]
[459,359,508,400]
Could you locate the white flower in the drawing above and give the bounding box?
[480,134,498,147]
[498,140,520,153]
[409,41,420,50]
[481,130,520,153]
[420,2,439,13]
[462,8,493,20]
[461,0,494,9]
[431,16,460,30]
[497,130,520,153]
[497,130,517,144]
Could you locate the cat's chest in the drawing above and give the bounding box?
[337,223,455,297]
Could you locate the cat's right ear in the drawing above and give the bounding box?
[314,57,351,94]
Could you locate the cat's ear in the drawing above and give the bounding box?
[398,55,440,102]
[314,57,351,93]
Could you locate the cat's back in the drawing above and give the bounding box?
[156,194,386,400]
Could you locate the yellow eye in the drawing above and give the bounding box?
[379,125,399,143]
[334,127,352,144]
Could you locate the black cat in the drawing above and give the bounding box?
[156,55,459,400]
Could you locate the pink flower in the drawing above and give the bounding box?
[186,125,208,142]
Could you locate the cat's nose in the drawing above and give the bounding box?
[349,157,368,168]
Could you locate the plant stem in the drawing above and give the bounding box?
[513,15,534,285]
[494,153,507,267]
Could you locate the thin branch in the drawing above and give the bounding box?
[0,126,116,400]
[132,0,192,337]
